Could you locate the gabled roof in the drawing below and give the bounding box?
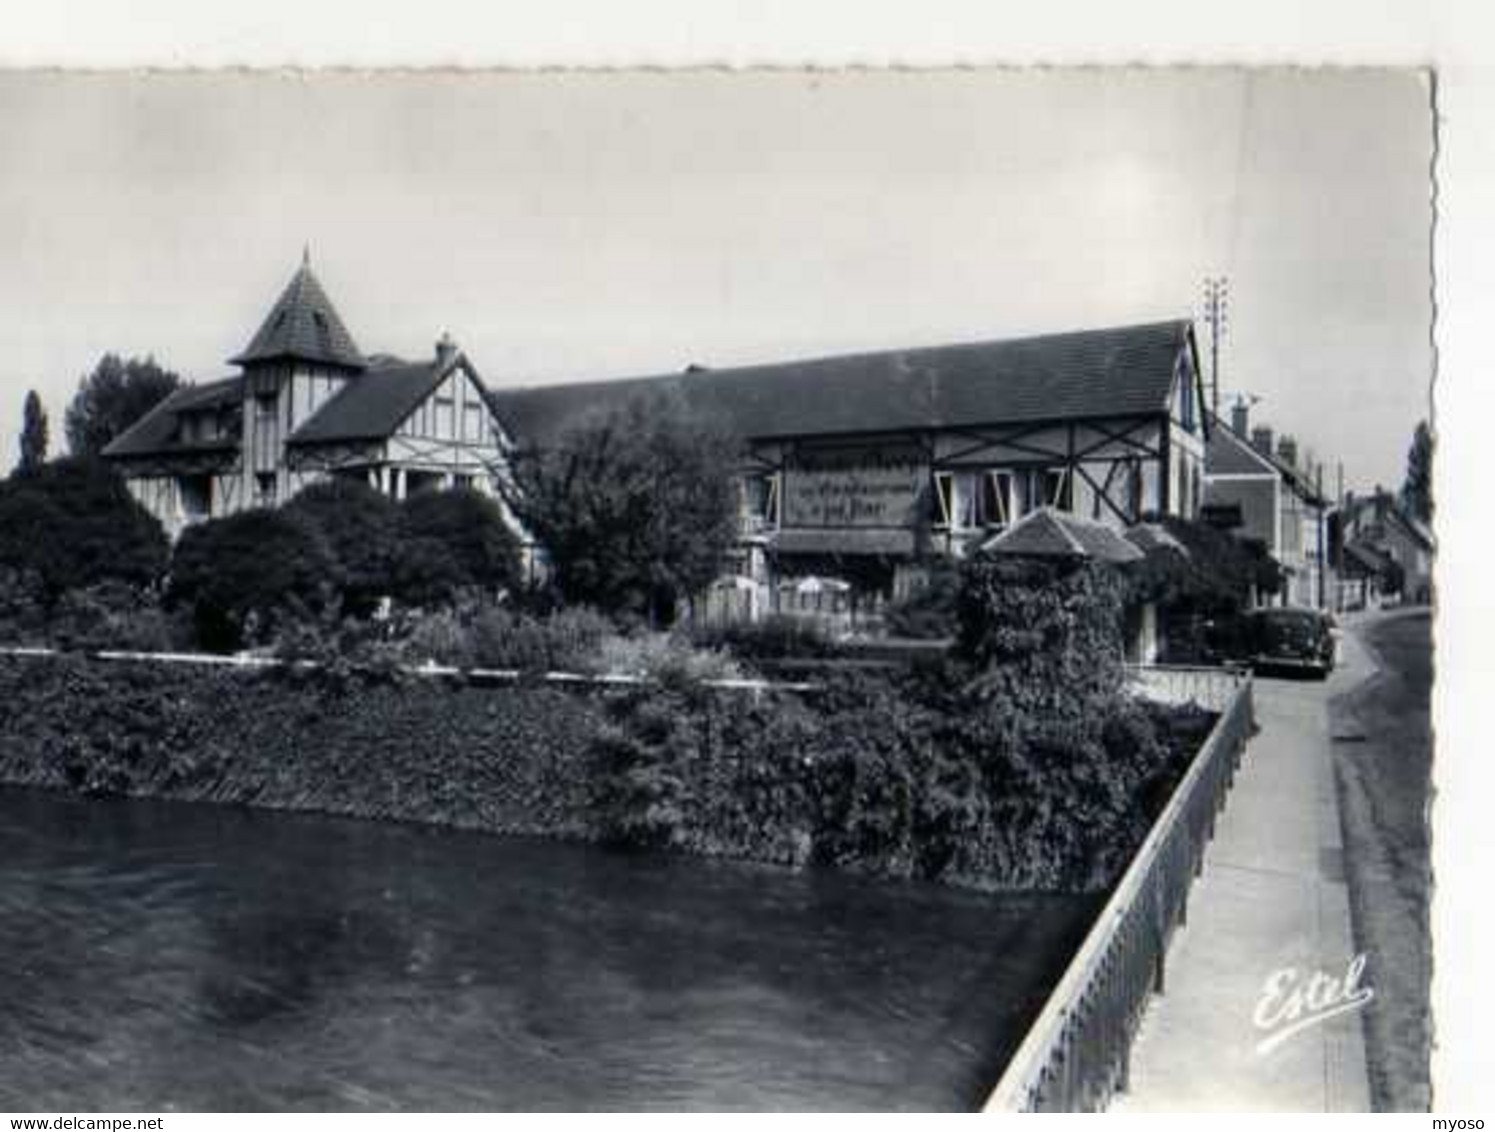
[102,376,243,458]
[230,259,367,371]
[976,507,1143,563]
[1342,491,1435,551]
[1343,540,1399,578]
[489,320,1193,448]
[1206,416,1279,477]
[1205,413,1327,506]
[287,357,452,445]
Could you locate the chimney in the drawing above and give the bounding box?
[1230,399,1250,437]
[1277,435,1298,469]
[1251,426,1274,457]
[435,332,458,368]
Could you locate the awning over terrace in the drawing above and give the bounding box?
[769,528,917,557]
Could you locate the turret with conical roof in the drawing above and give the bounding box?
[230,251,367,372]
[235,253,369,508]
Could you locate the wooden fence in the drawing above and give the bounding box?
[983,665,1255,1112]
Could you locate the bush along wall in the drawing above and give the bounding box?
[0,552,1218,894]
[593,556,1217,893]
[0,654,607,838]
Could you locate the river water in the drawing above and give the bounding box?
[0,786,1099,1111]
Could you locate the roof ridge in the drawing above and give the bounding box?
[493,319,1189,396]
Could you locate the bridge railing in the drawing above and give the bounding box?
[983,665,1254,1113]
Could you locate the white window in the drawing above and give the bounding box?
[435,396,455,437]
[1014,467,1071,515]
[933,471,957,528]
[978,470,1017,527]
[742,473,780,530]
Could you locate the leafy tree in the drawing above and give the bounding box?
[167,509,338,651]
[0,457,169,602]
[284,477,402,615]
[1401,419,1433,524]
[1127,516,1281,615]
[393,488,522,608]
[504,394,738,625]
[64,354,182,457]
[16,390,48,474]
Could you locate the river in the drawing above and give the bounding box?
[0,786,1099,1111]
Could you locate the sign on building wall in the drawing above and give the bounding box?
[781,444,926,528]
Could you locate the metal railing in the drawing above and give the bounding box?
[0,644,818,694]
[1123,662,1251,712]
[983,666,1254,1112]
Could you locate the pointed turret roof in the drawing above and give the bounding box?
[230,254,367,370]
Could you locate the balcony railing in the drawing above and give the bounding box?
[983,666,1254,1112]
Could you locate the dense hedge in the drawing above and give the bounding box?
[0,655,604,837]
[0,552,1219,893]
[0,650,1214,894]
[591,664,1213,893]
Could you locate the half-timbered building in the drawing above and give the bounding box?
[106,258,1209,627]
[491,319,1210,617]
[105,257,509,537]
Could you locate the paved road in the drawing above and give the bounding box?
[1112,633,1378,1112]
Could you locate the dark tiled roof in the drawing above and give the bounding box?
[230,262,367,370]
[1125,522,1188,556]
[102,377,243,458]
[1206,413,1327,506]
[1343,540,1397,578]
[489,321,1192,448]
[977,507,1143,563]
[1206,418,1278,477]
[287,358,448,444]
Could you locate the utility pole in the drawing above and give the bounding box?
[1202,276,1229,418]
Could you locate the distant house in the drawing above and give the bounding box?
[104,256,511,540]
[1202,401,1330,609]
[1332,489,1434,607]
[492,319,1211,621]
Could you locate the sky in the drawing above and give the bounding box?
[0,68,1433,490]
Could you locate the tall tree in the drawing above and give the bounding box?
[16,390,48,474]
[1401,419,1434,524]
[504,393,738,625]
[64,354,182,457]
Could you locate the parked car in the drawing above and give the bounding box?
[1212,607,1337,678]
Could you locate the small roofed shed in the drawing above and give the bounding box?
[975,507,1143,564]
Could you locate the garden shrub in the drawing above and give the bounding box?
[0,458,169,602]
[694,613,841,662]
[883,557,962,640]
[468,606,611,673]
[588,631,742,685]
[0,566,48,643]
[956,555,1127,703]
[47,581,189,653]
[283,478,402,616]
[168,508,339,652]
[394,489,522,608]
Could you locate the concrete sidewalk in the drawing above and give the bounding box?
[1111,632,1377,1112]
